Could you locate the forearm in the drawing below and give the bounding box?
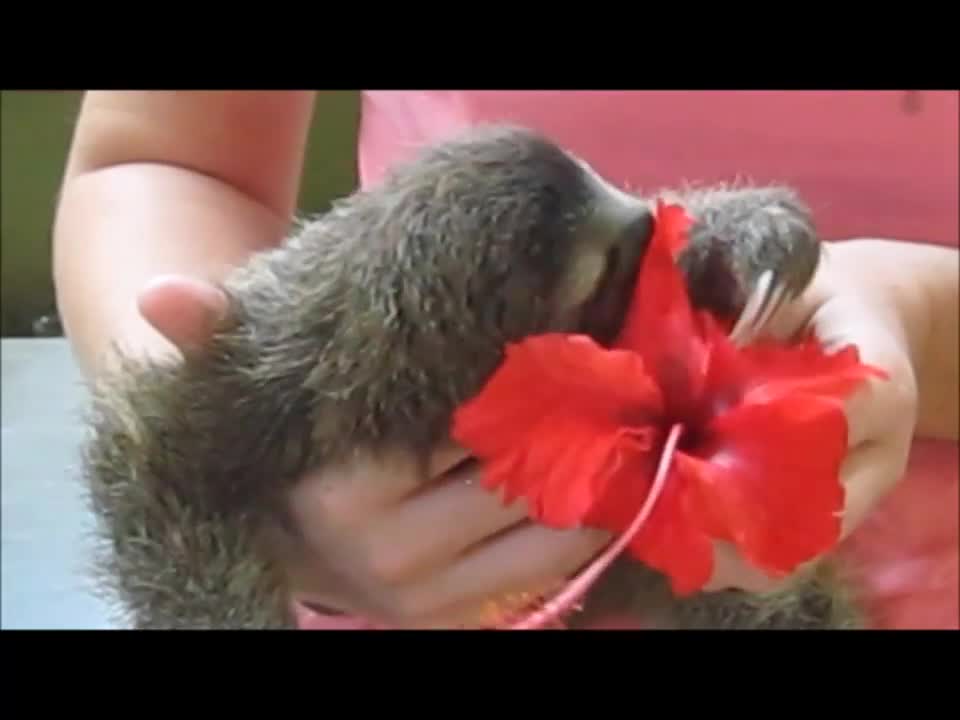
[53,164,289,377]
[52,91,318,379]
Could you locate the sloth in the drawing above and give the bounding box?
[81,124,856,630]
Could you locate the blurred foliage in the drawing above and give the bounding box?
[0,90,360,337]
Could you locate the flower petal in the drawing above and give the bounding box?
[737,337,888,405]
[452,334,664,528]
[690,313,751,421]
[653,199,695,257]
[696,324,886,428]
[578,444,717,597]
[615,201,709,418]
[621,459,716,596]
[582,442,659,531]
[690,395,848,576]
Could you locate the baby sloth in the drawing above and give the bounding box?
[81,124,859,630]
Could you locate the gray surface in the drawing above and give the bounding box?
[2,338,121,629]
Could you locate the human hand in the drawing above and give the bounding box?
[136,274,610,628]
[283,445,609,628]
[703,242,918,593]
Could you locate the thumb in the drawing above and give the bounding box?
[137,274,229,355]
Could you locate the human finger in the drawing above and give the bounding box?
[426,440,474,479]
[361,461,531,583]
[836,435,912,540]
[286,451,526,595]
[137,274,228,355]
[285,456,422,564]
[386,522,610,625]
[289,436,500,533]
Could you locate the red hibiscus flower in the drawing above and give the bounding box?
[452,200,887,602]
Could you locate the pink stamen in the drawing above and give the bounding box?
[505,422,684,630]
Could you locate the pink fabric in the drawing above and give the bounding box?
[358,91,959,247]
[837,440,958,630]
[352,91,959,630]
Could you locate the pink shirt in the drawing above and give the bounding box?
[354,91,959,630]
[358,90,958,247]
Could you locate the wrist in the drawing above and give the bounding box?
[909,246,960,440]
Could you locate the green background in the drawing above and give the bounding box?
[0,90,362,337]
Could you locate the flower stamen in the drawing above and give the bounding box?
[506,422,685,630]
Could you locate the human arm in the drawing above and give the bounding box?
[824,239,958,442]
[706,237,958,592]
[52,90,318,378]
